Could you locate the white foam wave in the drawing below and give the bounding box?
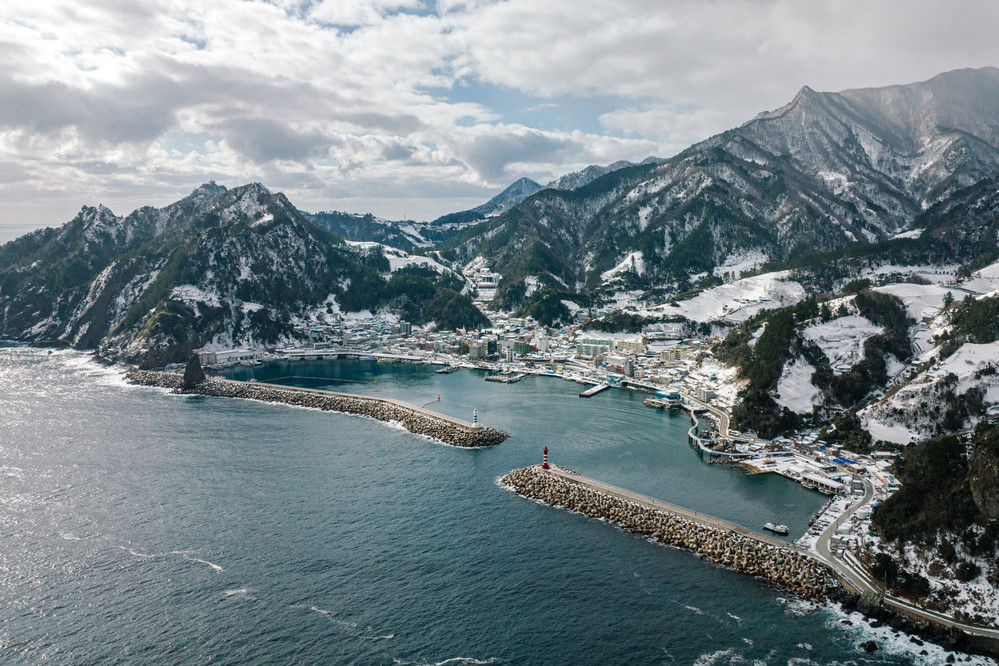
[823,601,997,665]
[116,546,224,571]
[182,554,224,571]
[692,648,733,666]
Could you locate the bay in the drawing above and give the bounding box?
[0,350,980,664]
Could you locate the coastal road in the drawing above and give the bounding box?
[680,390,730,436]
[813,479,999,641]
[813,479,876,593]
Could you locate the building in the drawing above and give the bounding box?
[512,341,532,356]
[199,348,257,365]
[696,388,716,403]
[576,332,648,358]
[468,343,486,360]
[660,346,693,362]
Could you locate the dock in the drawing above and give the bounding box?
[578,383,610,397]
[485,373,525,383]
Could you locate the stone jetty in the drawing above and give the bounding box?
[127,370,508,448]
[503,464,833,600]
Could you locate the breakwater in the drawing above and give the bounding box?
[502,465,834,600]
[126,370,508,447]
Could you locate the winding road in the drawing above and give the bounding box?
[812,479,999,641]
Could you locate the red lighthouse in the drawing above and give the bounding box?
[542,446,549,469]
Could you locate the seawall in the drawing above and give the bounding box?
[502,465,833,600]
[127,370,508,448]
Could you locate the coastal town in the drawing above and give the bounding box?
[183,303,925,600]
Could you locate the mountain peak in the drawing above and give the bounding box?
[472,177,542,215]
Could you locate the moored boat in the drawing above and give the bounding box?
[763,522,789,535]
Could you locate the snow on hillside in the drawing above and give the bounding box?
[960,259,999,294]
[345,241,449,274]
[776,356,822,414]
[873,283,951,321]
[600,251,645,281]
[802,315,883,370]
[863,341,999,444]
[171,284,221,307]
[711,250,768,279]
[655,270,806,323]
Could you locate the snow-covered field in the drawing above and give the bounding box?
[802,315,883,370]
[653,270,806,323]
[600,251,645,281]
[864,341,999,444]
[710,249,768,279]
[873,283,951,321]
[776,356,822,414]
[345,241,450,274]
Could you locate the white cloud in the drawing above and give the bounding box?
[1,0,998,231]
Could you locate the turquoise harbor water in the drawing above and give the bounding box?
[0,350,990,664]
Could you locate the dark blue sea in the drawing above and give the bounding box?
[0,350,991,664]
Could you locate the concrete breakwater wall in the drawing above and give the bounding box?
[503,465,833,600]
[126,370,508,448]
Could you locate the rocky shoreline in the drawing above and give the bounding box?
[502,464,833,600]
[126,369,508,448]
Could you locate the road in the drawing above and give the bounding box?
[680,390,730,436]
[813,479,999,641]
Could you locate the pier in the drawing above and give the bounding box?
[126,369,508,448]
[503,464,832,599]
[485,373,526,383]
[578,383,611,398]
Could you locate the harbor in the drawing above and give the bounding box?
[502,463,833,600]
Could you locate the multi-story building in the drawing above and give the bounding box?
[576,332,647,357]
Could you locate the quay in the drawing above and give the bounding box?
[485,373,526,383]
[126,369,508,448]
[503,464,832,599]
[578,383,611,398]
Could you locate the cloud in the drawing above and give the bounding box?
[217,118,335,163]
[1,0,999,233]
[456,127,577,180]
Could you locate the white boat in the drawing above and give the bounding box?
[764,522,789,535]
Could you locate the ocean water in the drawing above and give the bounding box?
[0,350,991,665]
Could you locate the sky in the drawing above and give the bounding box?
[2,0,999,242]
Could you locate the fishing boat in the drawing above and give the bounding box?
[763,522,789,535]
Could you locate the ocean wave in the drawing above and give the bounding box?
[116,545,224,571]
[823,600,997,665]
[393,658,500,666]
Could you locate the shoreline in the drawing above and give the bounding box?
[126,369,508,448]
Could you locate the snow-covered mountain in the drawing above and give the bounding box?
[0,183,485,366]
[450,67,999,306]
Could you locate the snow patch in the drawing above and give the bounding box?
[802,315,883,370]
[776,356,822,414]
[170,285,221,307]
[600,251,645,281]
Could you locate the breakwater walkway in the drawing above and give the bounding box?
[127,370,508,448]
[502,464,833,600]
